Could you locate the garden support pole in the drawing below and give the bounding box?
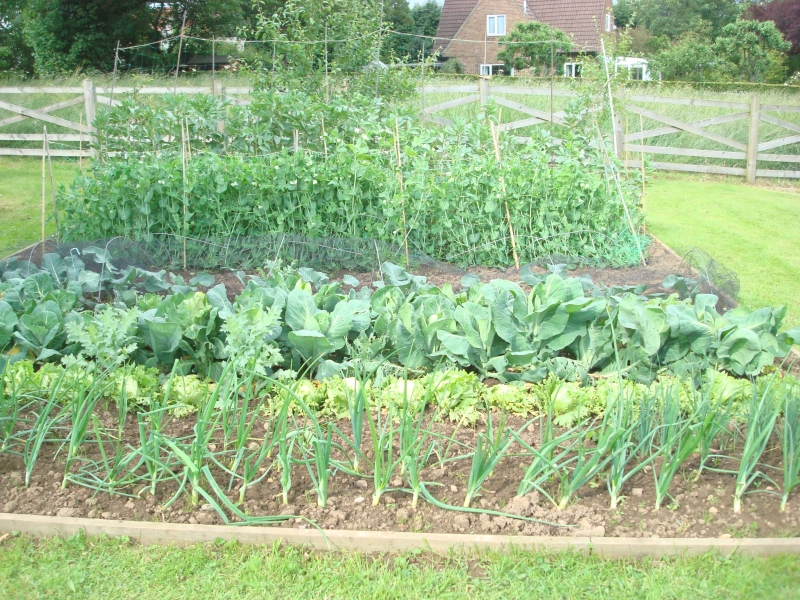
[490,120,520,270]
[747,95,760,184]
[82,79,96,158]
[393,119,410,268]
[213,80,226,136]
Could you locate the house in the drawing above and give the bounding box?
[435,0,614,75]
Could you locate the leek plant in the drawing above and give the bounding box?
[733,382,781,513]
[366,395,406,506]
[781,393,800,511]
[652,386,701,510]
[464,410,511,508]
[136,404,172,497]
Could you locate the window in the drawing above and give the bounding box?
[480,64,508,76]
[487,14,506,36]
[630,65,645,81]
[564,63,582,78]
[605,14,613,32]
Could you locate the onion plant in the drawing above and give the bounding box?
[22,370,69,487]
[733,382,781,513]
[62,371,104,488]
[557,408,627,510]
[693,379,734,481]
[464,410,511,508]
[651,386,701,510]
[606,391,660,509]
[0,365,32,457]
[781,393,800,511]
[399,398,435,509]
[300,423,334,508]
[366,394,408,506]
[163,368,225,505]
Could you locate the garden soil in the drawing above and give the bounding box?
[1,410,797,540]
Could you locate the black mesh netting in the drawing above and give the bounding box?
[679,248,740,310]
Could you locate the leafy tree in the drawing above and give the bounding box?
[0,0,34,72]
[497,22,572,75]
[614,0,636,29]
[714,18,791,81]
[21,0,156,74]
[382,0,415,60]
[748,0,800,74]
[625,0,751,39]
[649,34,718,81]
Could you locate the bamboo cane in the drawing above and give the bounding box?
[181,120,188,270]
[393,119,410,268]
[490,118,520,270]
[44,127,59,233]
[41,128,46,245]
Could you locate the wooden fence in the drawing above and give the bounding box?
[421,80,800,182]
[1,79,799,182]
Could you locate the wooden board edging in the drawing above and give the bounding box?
[1,513,799,557]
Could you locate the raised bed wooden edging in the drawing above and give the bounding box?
[1,514,799,558]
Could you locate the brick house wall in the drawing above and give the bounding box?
[442,0,528,74]
[439,0,616,75]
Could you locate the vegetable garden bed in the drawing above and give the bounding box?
[1,244,799,542]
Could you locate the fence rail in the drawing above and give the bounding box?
[1,79,799,181]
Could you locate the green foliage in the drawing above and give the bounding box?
[648,34,718,81]
[382,0,441,62]
[714,19,792,82]
[497,22,573,75]
[623,0,747,40]
[60,91,645,269]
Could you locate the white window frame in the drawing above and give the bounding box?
[564,62,582,78]
[487,14,506,37]
[480,63,505,76]
[605,14,613,32]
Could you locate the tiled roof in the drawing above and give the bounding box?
[435,0,609,53]
[434,0,481,50]
[528,0,609,52]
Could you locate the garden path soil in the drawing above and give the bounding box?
[1,410,797,540]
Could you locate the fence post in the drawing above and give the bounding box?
[613,113,624,160]
[746,95,760,184]
[479,77,489,105]
[213,80,226,135]
[82,79,96,158]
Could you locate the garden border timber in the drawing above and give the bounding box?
[1,513,799,558]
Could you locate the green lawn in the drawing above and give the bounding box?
[646,174,800,330]
[0,157,77,258]
[0,535,799,600]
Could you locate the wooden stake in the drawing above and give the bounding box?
[41,128,46,245]
[594,121,646,267]
[44,128,59,233]
[640,114,646,234]
[393,119,410,268]
[181,120,188,270]
[625,116,629,170]
[79,111,83,169]
[293,129,299,153]
[321,115,328,158]
[173,11,187,93]
[490,118,519,270]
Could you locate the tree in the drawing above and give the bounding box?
[714,18,791,81]
[625,0,751,40]
[748,0,800,73]
[21,0,155,74]
[497,22,572,75]
[382,0,415,60]
[649,34,718,81]
[0,0,34,72]
[614,0,636,29]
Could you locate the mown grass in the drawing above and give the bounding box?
[1,534,799,600]
[645,173,800,330]
[0,157,77,258]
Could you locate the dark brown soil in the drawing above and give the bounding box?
[1,409,797,540]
